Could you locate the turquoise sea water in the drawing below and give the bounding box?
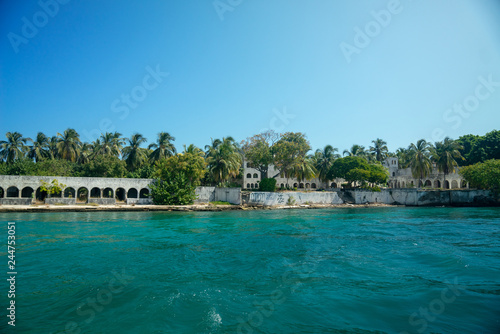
[1,207,499,333]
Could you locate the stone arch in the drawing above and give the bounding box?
[90,187,101,198]
[397,181,401,188]
[293,183,298,188]
[139,188,149,198]
[250,183,254,189]
[246,173,251,178]
[253,173,258,178]
[116,188,126,201]
[246,183,250,189]
[305,183,310,189]
[451,180,458,189]
[410,181,414,187]
[434,180,441,188]
[299,183,304,189]
[6,186,19,198]
[392,172,396,177]
[77,187,88,202]
[103,188,114,198]
[444,180,450,189]
[246,163,250,168]
[0,186,3,198]
[21,187,34,198]
[311,183,316,189]
[331,182,337,188]
[127,188,138,198]
[401,181,405,188]
[64,187,75,198]
[424,180,432,187]
[35,187,47,201]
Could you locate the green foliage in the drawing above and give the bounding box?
[154,153,206,186]
[34,159,79,176]
[205,137,241,184]
[149,172,197,205]
[286,196,296,205]
[210,201,231,206]
[456,134,480,166]
[272,132,311,178]
[80,155,127,178]
[459,159,500,192]
[40,179,66,197]
[466,130,500,165]
[126,164,155,179]
[361,184,381,192]
[241,131,277,179]
[329,157,387,186]
[259,178,277,192]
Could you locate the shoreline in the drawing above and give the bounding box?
[0,203,399,213]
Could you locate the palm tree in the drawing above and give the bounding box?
[48,136,59,159]
[291,156,317,183]
[408,139,432,187]
[396,147,411,168]
[369,138,389,162]
[343,144,366,158]
[183,144,204,157]
[78,142,94,164]
[27,132,50,162]
[94,132,124,157]
[148,132,176,162]
[0,132,30,163]
[431,137,463,189]
[57,128,82,162]
[122,133,148,170]
[205,137,241,185]
[312,145,339,187]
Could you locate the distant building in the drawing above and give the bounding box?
[383,157,468,189]
[242,159,344,190]
[243,156,468,190]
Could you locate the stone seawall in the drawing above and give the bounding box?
[247,191,344,206]
[245,189,498,207]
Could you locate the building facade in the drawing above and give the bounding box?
[383,157,467,189]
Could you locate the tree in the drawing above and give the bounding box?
[241,131,278,179]
[39,179,66,198]
[459,159,500,192]
[148,132,176,162]
[0,132,30,163]
[149,172,197,205]
[94,132,124,157]
[290,156,317,183]
[466,130,500,165]
[48,136,59,159]
[80,155,127,178]
[57,128,81,162]
[396,147,411,168]
[205,137,241,185]
[311,145,339,187]
[182,144,204,157]
[328,156,387,187]
[408,139,432,187]
[431,137,463,188]
[27,132,50,162]
[369,138,388,162]
[272,132,311,179]
[123,133,148,170]
[456,134,480,166]
[343,144,366,158]
[154,152,206,186]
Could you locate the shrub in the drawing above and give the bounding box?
[287,196,296,205]
[459,159,500,193]
[259,178,277,192]
[149,172,197,205]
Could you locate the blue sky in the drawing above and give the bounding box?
[1,0,499,154]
